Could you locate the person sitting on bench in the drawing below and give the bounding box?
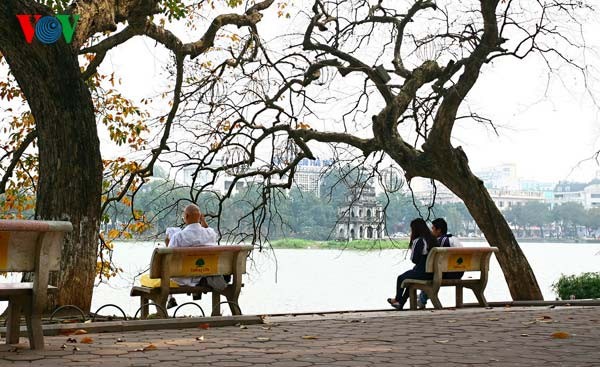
[164,204,227,308]
[417,217,464,309]
[387,218,439,310]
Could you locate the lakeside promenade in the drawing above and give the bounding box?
[0,306,598,366]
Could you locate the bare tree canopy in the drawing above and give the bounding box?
[161,0,594,300]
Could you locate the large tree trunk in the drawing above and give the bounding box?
[0,1,102,311]
[429,147,543,300]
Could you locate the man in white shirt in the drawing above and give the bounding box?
[165,204,227,308]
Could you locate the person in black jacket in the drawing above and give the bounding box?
[387,218,438,310]
[417,218,464,309]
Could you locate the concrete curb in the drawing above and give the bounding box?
[0,315,264,337]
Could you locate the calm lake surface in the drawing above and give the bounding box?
[1,242,598,317]
[86,241,600,317]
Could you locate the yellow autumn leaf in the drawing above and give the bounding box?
[551,331,570,339]
[143,344,157,351]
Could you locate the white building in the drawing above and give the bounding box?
[413,181,546,211]
[475,163,519,190]
[553,180,600,209]
[292,158,333,197]
[583,183,600,209]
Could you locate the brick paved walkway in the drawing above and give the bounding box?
[0,306,598,366]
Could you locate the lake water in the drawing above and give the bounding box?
[89,241,600,317]
[2,242,599,317]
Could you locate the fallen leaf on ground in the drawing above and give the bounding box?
[539,315,552,320]
[80,337,94,344]
[196,336,205,341]
[520,334,529,337]
[73,329,88,335]
[478,340,489,343]
[66,338,77,343]
[487,318,500,321]
[302,335,318,340]
[198,323,210,330]
[116,338,125,343]
[434,340,449,344]
[143,344,157,351]
[261,326,271,330]
[60,344,67,350]
[256,337,271,342]
[72,347,80,351]
[239,325,248,329]
[551,331,570,339]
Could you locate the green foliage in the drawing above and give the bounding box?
[160,0,188,20]
[552,272,600,300]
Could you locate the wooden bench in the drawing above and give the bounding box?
[131,245,253,318]
[402,247,499,310]
[0,219,72,350]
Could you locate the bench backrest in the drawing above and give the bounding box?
[149,245,254,279]
[0,220,72,272]
[426,247,499,274]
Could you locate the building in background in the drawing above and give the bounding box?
[553,179,600,209]
[476,163,519,190]
[336,182,385,241]
[293,158,333,197]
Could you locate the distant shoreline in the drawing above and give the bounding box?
[268,238,409,250]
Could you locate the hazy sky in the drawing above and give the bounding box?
[97,2,599,184]
[4,1,598,184]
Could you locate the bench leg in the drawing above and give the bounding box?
[429,292,443,310]
[23,301,44,350]
[211,292,221,317]
[226,288,243,316]
[455,285,464,308]
[229,300,242,316]
[140,296,150,319]
[473,287,488,307]
[152,295,169,318]
[6,296,24,345]
[409,287,417,310]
